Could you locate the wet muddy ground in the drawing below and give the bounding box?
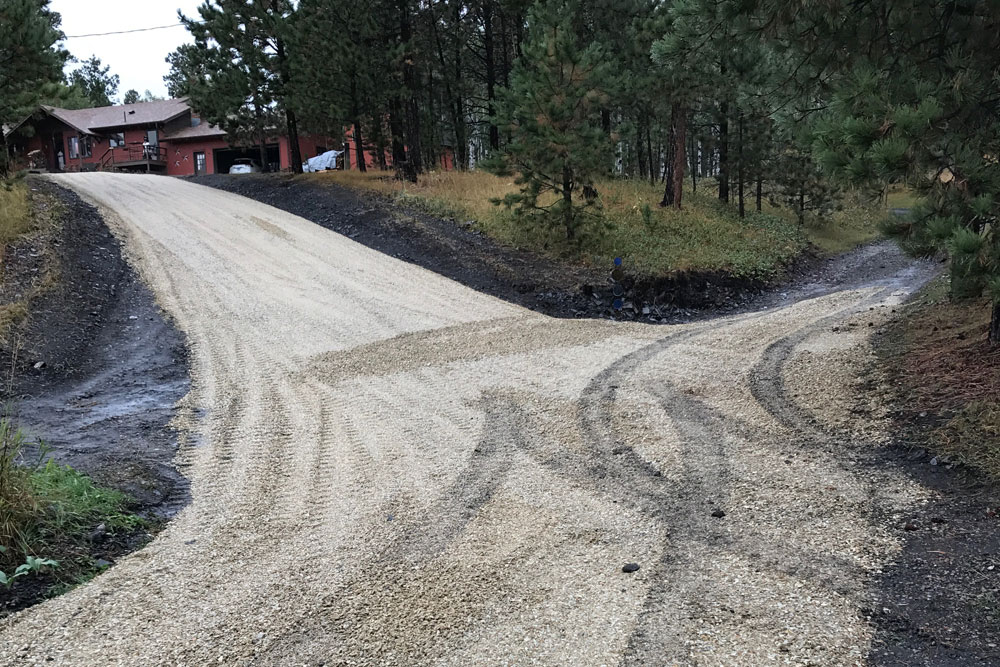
[3,179,189,517]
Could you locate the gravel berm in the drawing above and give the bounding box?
[0,172,950,665]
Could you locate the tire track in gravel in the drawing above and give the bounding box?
[0,172,942,666]
[251,392,531,665]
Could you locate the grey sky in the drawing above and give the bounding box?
[52,0,205,101]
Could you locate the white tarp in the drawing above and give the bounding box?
[303,149,342,173]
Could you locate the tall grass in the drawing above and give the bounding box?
[0,413,136,572]
[0,181,33,247]
[313,170,808,279]
[0,417,43,559]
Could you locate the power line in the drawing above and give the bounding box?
[64,22,202,39]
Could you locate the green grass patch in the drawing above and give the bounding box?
[0,417,146,596]
[315,170,808,280]
[805,194,888,255]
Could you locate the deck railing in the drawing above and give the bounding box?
[98,145,168,171]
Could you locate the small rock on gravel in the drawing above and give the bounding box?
[711,509,727,518]
[622,563,640,573]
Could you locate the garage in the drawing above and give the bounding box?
[212,144,280,174]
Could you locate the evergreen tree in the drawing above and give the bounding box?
[767,0,1000,342]
[0,0,67,174]
[67,55,120,107]
[164,44,201,98]
[291,0,389,172]
[176,0,303,173]
[123,89,140,104]
[488,0,613,241]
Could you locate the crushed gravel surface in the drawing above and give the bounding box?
[0,173,950,665]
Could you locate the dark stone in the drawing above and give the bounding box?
[711,509,726,518]
[622,563,640,573]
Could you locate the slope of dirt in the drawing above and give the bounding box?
[3,179,190,514]
[0,172,969,666]
[860,283,1000,666]
[189,173,816,322]
[0,179,190,617]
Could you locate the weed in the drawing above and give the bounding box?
[0,553,58,589]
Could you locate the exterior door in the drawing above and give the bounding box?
[51,132,63,172]
[194,152,206,175]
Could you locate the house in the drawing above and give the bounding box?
[342,124,456,172]
[4,98,337,176]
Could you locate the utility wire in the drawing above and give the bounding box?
[64,21,203,39]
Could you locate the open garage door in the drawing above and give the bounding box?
[212,144,280,174]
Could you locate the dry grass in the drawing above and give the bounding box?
[0,182,33,248]
[885,277,1000,477]
[312,170,807,279]
[0,180,64,345]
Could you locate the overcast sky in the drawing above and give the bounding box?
[51,0,205,101]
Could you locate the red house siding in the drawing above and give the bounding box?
[165,138,230,176]
[7,102,451,175]
[340,125,456,172]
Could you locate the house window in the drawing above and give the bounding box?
[194,152,206,174]
[145,129,158,146]
[109,132,125,148]
[69,135,93,159]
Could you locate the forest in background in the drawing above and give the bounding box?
[2,0,999,340]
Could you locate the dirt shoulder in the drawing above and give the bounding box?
[189,173,820,322]
[0,178,190,616]
[6,178,190,514]
[863,279,1000,665]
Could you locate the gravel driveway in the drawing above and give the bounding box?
[1,173,939,666]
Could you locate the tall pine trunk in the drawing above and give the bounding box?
[660,104,686,208]
[388,100,412,181]
[352,118,367,172]
[349,75,367,172]
[718,102,730,203]
[990,302,1000,344]
[690,134,697,193]
[660,118,675,207]
[285,108,302,174]
[399,0,422,176]
[483,1,500,151]
[671,106,687,210]
[646,122,654,186]
[433,2,466,170]
[637,117,647,180]
[737,110,745,218]
[756,174,762,212]
[273,14,301,175]
[562,166,574,240]
[254,97,269,172]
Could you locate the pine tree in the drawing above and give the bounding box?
[67,56,119,107]
[0,0,67,172]
[782,0,1000,342]
[123,89,140,104]
[175,0,303,173]
[487,0,613,241]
